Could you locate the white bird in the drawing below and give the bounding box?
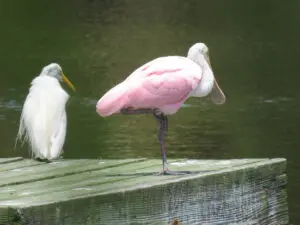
[16,63,75,161]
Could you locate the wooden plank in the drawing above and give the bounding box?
[0,159,42,172]
[0,158,267,203]
[0,158,288,225]
[0,158,146,187]
[0,157,23,164]
[0,159,163,202]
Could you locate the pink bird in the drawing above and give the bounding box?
[96,43,226,175]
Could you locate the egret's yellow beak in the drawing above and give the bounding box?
[62,73,75,92]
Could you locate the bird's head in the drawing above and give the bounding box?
[41,63,75,92]
[187,43,210,65]
[187,43,226,105]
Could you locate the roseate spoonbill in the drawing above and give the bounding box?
[16,63,75,161]
[96,43,226,174]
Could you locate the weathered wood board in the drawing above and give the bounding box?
[0,157,288,225]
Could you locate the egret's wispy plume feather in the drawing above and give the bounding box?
[16,63,73,160]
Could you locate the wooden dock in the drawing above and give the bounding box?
[0,157,288,225]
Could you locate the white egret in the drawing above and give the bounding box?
[16,63,75,161]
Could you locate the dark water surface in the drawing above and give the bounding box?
[0,0,299,223]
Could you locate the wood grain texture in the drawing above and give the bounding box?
[0,158,288,225]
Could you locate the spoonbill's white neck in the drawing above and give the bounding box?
[186,43,215,97]
[187,42,226,104]
[190,56,215,97]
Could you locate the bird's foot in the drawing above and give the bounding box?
[163,170,193,175]
[35,157,52,163]
[156,167,193,176]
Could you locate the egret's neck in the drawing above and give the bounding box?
[190,58,214,97]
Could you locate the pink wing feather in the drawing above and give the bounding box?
[96,56,202,116]
[96,83,129,117]
[124,72,193,114]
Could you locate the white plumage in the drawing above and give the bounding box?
[16,63,75,160]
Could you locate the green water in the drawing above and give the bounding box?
[0,0,299,223]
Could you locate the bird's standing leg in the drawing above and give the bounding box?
[121,107,191,175]
[121,107,169,173]
[153,111,169,174]
[153,110,192,175]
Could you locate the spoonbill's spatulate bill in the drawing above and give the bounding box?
[16,63,75,161]
[96,43,226,174]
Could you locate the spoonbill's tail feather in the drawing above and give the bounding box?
[96,83,129,117]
